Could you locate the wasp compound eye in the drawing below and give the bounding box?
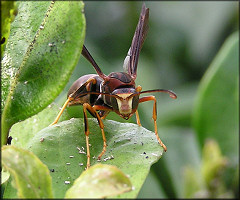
[110,96,119,111]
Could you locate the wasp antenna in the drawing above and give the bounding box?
[81,45,107,80]
[139,89,177,99]
[77,91,123,100]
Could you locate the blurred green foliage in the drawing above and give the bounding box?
[1,1,238,198]
[1,1,17,56]
[53,2,238,198]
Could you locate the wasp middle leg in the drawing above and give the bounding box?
[139,96,167,152]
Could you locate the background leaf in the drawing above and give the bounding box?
[65,164,132,198]
[150,127,202,198]
[3,102,69,198]
[1,169,10,185]
[4,118,164,198]
[193,32,239,165]
[2,145,53,198]
[1,1,85,146]
[137,170,167,198]
[0,1,17,56]
[9,102,69,149]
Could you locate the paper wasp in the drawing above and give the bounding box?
[50,4,177,169]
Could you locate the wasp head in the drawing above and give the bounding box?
[110,88,139,120]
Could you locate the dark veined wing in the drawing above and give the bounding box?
[81,45,107,79]
[123,3,149,80]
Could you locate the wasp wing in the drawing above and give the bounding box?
[81,45,106,79]
[123,3,149,80]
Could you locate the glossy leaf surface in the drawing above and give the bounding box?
[2,145,53,198]
[1,1,85,145]
[4,118,164,198]
[1,1,17,55]
[193,32,239,165]
[65,164,132,198]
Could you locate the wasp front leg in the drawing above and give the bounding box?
[135,110,142,126]
[135,85,142,126]
[139,96,167,152]
[93,105,113,156]
[83,103,109,169]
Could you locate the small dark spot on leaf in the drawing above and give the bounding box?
[50,169,55,172]
[1,37,6,44]
[143,152,146,154]
[141,142,144,145]
[146,156,149,159]
[7,136,12,145]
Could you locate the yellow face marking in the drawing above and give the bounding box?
[116,93,133,115]
[116,93,132,99]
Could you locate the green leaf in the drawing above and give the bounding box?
[5,118,164,198]
[157,83,198,127]
[183,166,203,198]
[2,145,53,198]
[193,32,239,165]
[3,102,69,197]
[137,170,167,198]
[9,102,69,149]
[0,1,17,56]
[1,168,10,185]
[1,1,86,146]
[65,164,132,198]
[202,139,228,187]
[183,139,234,198]
[151,127,202,198]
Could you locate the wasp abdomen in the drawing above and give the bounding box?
[68,74,102,106]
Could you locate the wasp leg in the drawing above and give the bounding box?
[93,105,112,120]
[49,97,72,126]
[135,110,142,126]
[99,111,110,120]
[82,103,92,169]
[85,134,90,169]
[83,103,107,167]
[93,105,113,157]
[139,96,167,152]
[135,86,142,126]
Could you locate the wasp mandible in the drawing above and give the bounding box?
[50,3,177,169]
